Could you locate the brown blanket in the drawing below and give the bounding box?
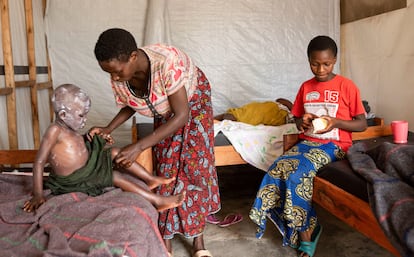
[0,173,169,257]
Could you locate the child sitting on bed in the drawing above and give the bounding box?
[214,98,294,125]
[23,84,185,213]
[249,35,367,257]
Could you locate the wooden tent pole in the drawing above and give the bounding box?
[0,0,18,149]
[24,0,41,148]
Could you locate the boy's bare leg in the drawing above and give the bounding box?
[112,148,175,190]
[113,172,185,211]
[128,161,176,190]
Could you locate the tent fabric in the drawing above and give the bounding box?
[1,0,340,149]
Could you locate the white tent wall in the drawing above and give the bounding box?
[341,0,414,131]
[0,0,49,149]
[43,0,339,148]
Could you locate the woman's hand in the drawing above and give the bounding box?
[114,143,142,168]
[87,126,114,144]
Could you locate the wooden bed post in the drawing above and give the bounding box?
[131,116,154,174]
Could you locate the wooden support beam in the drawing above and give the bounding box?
[0,87,12,95]
[37,81,53,90]
[15,79,36,88]
[1,0,18,149]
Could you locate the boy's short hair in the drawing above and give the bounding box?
[94,28,138,62]
[52,84,90,114]
[307,35,338,58]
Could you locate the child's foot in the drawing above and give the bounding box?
[155,191,186,211]
[148,176,176,190]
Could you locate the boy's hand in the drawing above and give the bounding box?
[23,196,46,213]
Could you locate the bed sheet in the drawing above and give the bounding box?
[214,120,299,171]
[0,173,169,257]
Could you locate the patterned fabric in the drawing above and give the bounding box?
[249,140,344,247]
[155,69,220,239]
[291,75,365,151]
[110,44,197,117]
[214,120,299,171]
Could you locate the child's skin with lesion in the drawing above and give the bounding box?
[23,84,185,213]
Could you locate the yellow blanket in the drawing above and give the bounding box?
[227,101,288,126]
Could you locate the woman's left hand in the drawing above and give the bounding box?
[114,143,142,168]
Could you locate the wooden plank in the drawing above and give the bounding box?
[130,116,153,174]
[1,0,18,149]
[131,116,138,143]
[313,177,401,257]
[0,87,12,95]
[0,150,38,165]
[15,79,36,88]
[37,81,53,90]
[214,145,246,166]
[135,148,153,175]
[352,124,392,140]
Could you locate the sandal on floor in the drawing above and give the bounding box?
[206,214,221,225]
[193,249,213,257]
[217,213,243,228]
[298,224,323,257]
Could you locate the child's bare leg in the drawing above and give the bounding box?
[111,148,175,190]
[113,172,185,211]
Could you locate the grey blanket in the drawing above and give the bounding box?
[347,142,414,257]
[0,173,169,257]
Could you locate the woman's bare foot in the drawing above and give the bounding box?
[155,191,186,211]
[148,176,176,190]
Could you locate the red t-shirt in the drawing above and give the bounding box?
[291,75,365,151]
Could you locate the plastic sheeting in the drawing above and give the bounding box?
[1,0,340,149]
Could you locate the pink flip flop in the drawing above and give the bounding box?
[206,214,221,225]
[218,213,243,228]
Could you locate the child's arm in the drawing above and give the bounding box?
[23,125,60,213]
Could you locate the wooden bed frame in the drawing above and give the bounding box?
[131,117,400,256]
[0,148,153,175]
